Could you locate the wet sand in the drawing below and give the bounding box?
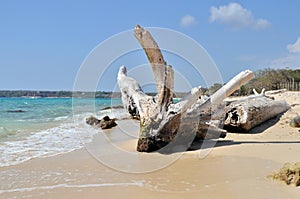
[1,92,300,198]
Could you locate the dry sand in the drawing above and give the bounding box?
[0,92,299,198]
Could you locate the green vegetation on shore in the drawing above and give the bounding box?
[208,68,300,96]
[206,69,300,96]
[237,68,300,95]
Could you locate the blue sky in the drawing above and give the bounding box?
[0,0,300,91]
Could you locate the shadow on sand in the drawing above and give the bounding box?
[157,139,300,154]
[158,112,297,154]
[188,140,300,151]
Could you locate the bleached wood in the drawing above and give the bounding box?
[117,25,290,152]
[188,70,254,115]
[265,89,287,95]
[134,25,174,110]
[224,96,290,132]
[211,70,254,106]
[118,64,255,151]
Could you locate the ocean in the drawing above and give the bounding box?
[0,97,126,167]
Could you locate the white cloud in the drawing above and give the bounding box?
[180,15,197,27]
[271,54,300,69]
[271,38,300,69]
[287,37,300,53]
[209,2,271,30]
[254,19,271,30]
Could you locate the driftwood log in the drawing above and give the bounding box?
[118,25,253,152]
[224,94,290,132]
[117,25,290,152]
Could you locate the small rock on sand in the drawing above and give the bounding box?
[99,116,117,129]
[290,116,300,128]
[86,115,117,129]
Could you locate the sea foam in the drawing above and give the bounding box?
[0,113,99,167]
[0,97,127,168]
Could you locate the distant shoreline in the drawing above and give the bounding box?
[0,90,120,98]
[0,90,188,98]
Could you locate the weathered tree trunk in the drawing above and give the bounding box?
[117,25,291,152]
[223,96,290,132]
[118,25,257,152]
[134,25,173,111]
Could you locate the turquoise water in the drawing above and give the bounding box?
[0,97,124,167]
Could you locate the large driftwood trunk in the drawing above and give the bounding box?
[118,25,289,152]
[224,96,290,132]
[117,25,290,152]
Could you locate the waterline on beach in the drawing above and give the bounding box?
[0,98,125,167]
[0,181,144,194]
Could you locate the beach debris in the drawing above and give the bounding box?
[265,89,287,95]
[86,116,101,126]
[224,96,290,132]
[290,116,300,128]
[117,25,290,152]
[86,115,117,129]
[118,25,252,152]
[99,116,117,129]
[271,162,300,186]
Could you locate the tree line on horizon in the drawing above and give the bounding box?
[1,68,299,98]
[208,68,300,96]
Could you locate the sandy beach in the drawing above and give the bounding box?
[1,92,300,198]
